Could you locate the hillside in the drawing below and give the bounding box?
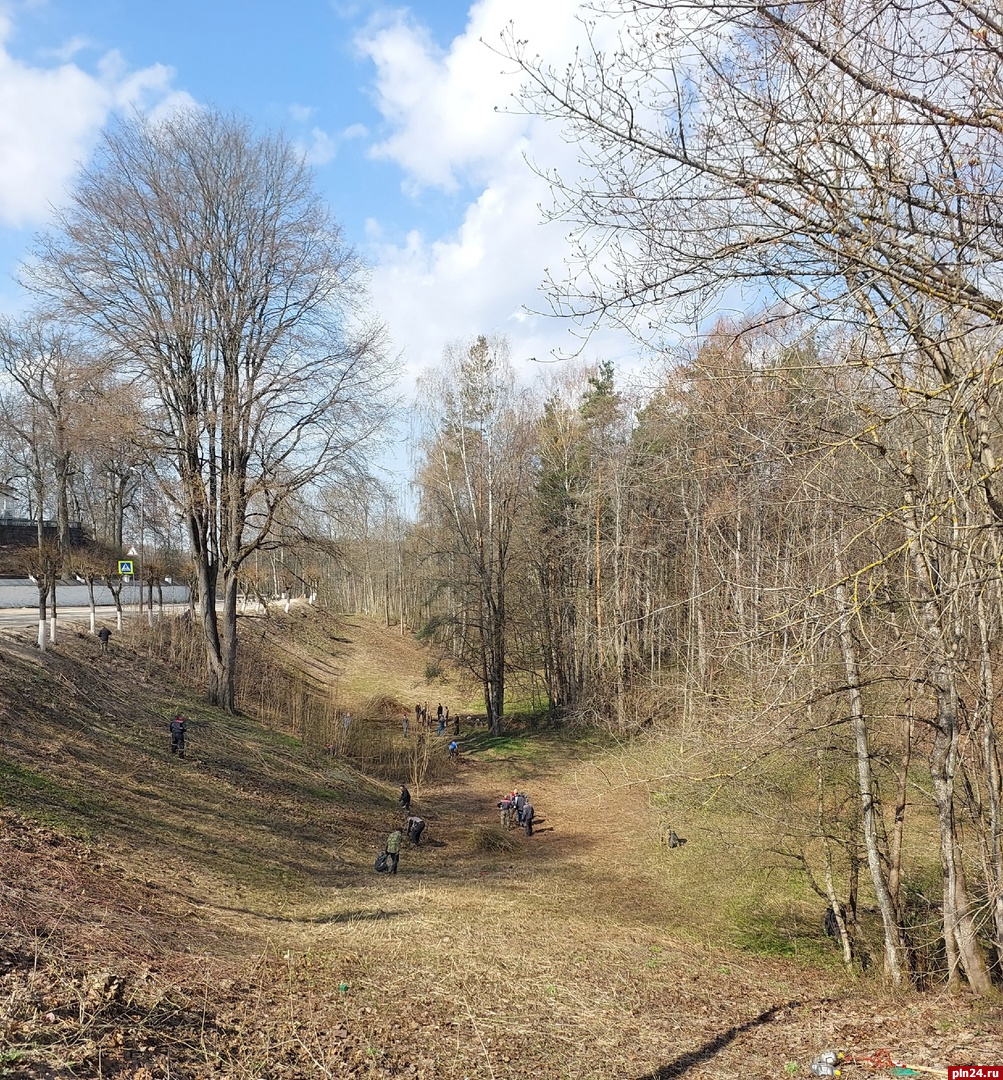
[0,608,1000,1079]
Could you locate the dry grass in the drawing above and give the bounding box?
[465,823,519,854]
[0,611,1000,1079]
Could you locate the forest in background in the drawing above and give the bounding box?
[2,0,1003,997]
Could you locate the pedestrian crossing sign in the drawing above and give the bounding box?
[118,560,134,575]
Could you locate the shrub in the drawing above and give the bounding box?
[466,825,517,854]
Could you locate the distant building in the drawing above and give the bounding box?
[0,482,90,553]
[0,518,89,550]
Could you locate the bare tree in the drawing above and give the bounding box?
[416,335,536,735]
[30,108,393,710]
[74,377,146,549]
[509,0,1003,991]
[0,316,102,572]
[23,540,60,652]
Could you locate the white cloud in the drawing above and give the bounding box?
[145,88,199,125]
[358,0,584,191]
[294,121,369,167]
[357,0,639,390]
[0,21,183,229]
[289,102,315,124]
[39,35,89,62]
[303,126,338,165]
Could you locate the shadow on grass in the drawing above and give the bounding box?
[460,724,611,757]
[205,903,405,925]
[634,1001,798,1079]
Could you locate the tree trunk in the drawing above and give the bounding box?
[219,570,239,713]
[48,574,58,644]
[900,460,992,993]
[193,540,226,708]
[817,750,853,967]
[833,544,907,987]
[54,447,71,574]
[36,579,48,652]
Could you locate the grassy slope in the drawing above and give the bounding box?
[0,609,1000,1079]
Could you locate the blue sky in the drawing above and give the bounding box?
[0,0,643,441]
[0,1,470,239]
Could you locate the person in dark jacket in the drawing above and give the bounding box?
[523,801,535,836]
[406,815,426,845]
[399,785,411,811]
[515,791,527,824]
[170,715,187,758]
